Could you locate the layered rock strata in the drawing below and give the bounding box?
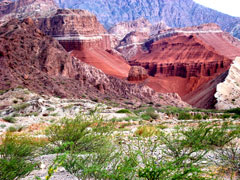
[215,57,240,110]
[0,18,189,108]
[128,24,240,108]
[37,9,111,51]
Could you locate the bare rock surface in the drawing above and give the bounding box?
[127,24,240,108]
[0,0,57,25]
[215,57,240,110]
[0,18,189,109]
[127,66,148,81]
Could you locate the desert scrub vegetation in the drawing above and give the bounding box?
[116,109,132,114]
[2,109,240,180]
[45,113,113,153]
[0,133,46,180]
[13,102,30,111]
[2,116,16,123]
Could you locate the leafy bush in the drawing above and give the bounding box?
[46,113,112,153]
[193,114,202,120]
[225,108,240,115]
[178,112,192,120]
[13,103,29,111]
[221,113,231,119]
[145,108,159,120]
[141,114,151,120]
[3,116,16,123]
[0,133,42,180]
[116,109,132,114]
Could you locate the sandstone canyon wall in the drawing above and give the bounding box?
[36,9,130,78]
[127,24,240,108]
[0,18,189,108]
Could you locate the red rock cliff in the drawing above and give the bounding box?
[129,24,240,108]
[37,9,111,51]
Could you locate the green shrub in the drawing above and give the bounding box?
[3,116,16,123]
[46,113,112,153]
[0,90,7,95]
[221,113,231,119]
[178,112,192,120]
[193,114,202,120]
[141,114,151,120]
[225,108,240,115]
[0,133,42,180]
[46,107,55,112]
[13,103,29,111]
[145,108,159,120]
[7,126,17,132]
[203,114,209,120]
[116,109,132,114]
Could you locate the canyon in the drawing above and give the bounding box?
[0,0,240,109]
[124,23,240,108]
[0,17,188,108]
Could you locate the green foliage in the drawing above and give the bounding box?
[46,107,55,112]
[116,109,132,114]
[221,113,231,119]
[7,126,17,132]
[141,114,151,120]
[0,90,7,95]
[225,108,240,115]
[46,113,112,153]
[178,112,192,120]
[0,133,41,180]
[13,103,29,111]
[3,116,16,123]
[145,107,159,120]
[193,114,203,120]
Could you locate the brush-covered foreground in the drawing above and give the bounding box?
[1,89,240,180]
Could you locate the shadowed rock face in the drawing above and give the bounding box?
[127,24,240,108]
[0,18,189,108]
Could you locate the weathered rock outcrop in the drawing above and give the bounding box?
[37,9,111,51]
[127,66,148,81]
[0,18,189,108]
[109,18,152,40]
[36,9,130,78]
[128,24,240,108]
[215,57,240,110]
[0,0,57,25]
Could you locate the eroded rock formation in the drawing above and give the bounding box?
[37,9,111,51]
[0,18,188,108]
[127,66,149,81]
[0,0,57,25]
[128,24,240,108]
[215,57,240,110]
